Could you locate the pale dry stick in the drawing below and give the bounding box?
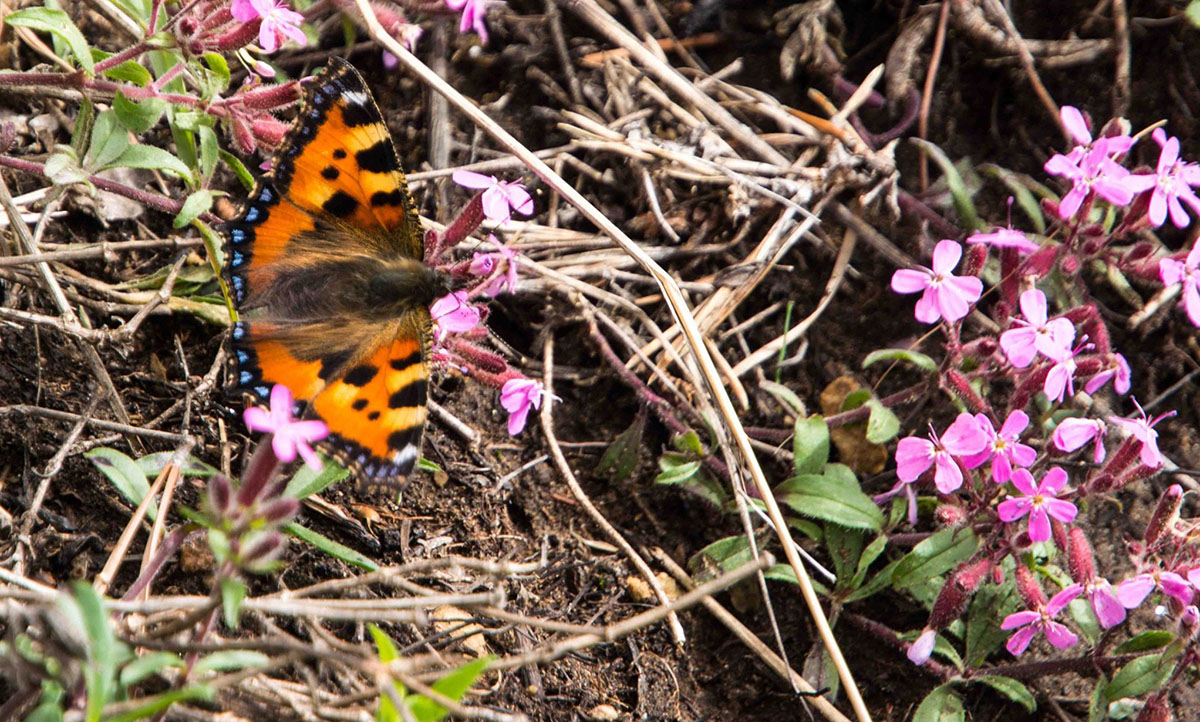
[489,551,775,672]
[705,336,749,411]
[1128,284,1179,329]
[730,227,858,378]
[138,451,189,601]
[0,306,108,342]
[980,0,1062,137]
[280,557,543,599]
[1110,0,1131,118]
[14,391,104,575]
[110,590,504,616]
[0,180,135,429]
[357,11,870,718]
[564,0,786,165]
[639,166,680,242]
[93,460,173,595]
[0,237,204,266]
[428,398,481,445]
[0,567,58,600]
[114,252,188,342]
[539,333,686,645]
[0,405,188,442]
[650,549,853,722]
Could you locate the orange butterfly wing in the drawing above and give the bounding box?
[225,59,432,487]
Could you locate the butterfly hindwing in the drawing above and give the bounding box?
[225,57,435,490]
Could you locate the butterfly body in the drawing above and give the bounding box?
[225,58,440,488]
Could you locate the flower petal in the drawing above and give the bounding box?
[891,268,931,294]
[1116,575,1155,609]
[930,240,963,274]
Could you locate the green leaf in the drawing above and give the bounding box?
[672,429,704,456]
[408,657,492,722]
[220,150,256,191]
[85,110,129,172]
[44,150,88,187]
[25,700,65,722]
[913,684,964,722]
[220,577,247,629]
[689,534,756,577]
[197,125,219,181]
[971,676,1036,713]
[965,573,1020,667]
[113,91,166,134]
[6,8,95,74]
[134,452,219,479]
[369,624,401,663]
[597,413,645,481]
[100,59,152,86]
[849,534,888,590]
[85,448,157,521]
[792,414,830,476]
[119,652,184,687]
[1103,653,1175,701]
[864,399,900,444]
[776,467,883,532]
[105,144,194,182]
[1114,631,1175,655]
[1088,679,1107,722]
[192,650,269,674]
[285,521,379,571]
[202,53,231,92]
[655,454,701,485]
[824,524,864,583]
[174,190,214,228]
[911,138,983,231]
[891,527,979,590]
[862,348,939,373]
[285,457,350,499]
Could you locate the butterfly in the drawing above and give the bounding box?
[224,57,451,488]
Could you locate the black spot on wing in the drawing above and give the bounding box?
[321,166,339,180]
[341,99,382,127]
[389,350,421,371]
[333,148,347,159]
[352,398,368,411]
[370,189,406,207]
[322,190,358,217]
[342,364,378,387]
[319,351,352,381]
[356,140,400,174]
[387,428,420,453]
[387,379,427,410]
[368,411,380,421]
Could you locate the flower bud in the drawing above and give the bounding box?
[259,497,299,524]
[239,532,286,570]
[1015,564,1047,609]
[1061,256,1079,275]
[252,117,289,149]
[1179,605,1199,638]
[239,81,302,112]
[929,559,990,630]
[229,114,256,155]
[1134,694,1169,722]
[935,504,966,528]
[1144,484,1182,545]
[207,474,234,518]
[964,243,987,277]
[991,565,1005,585]
[1051,519,1068,553]
[1023,245,1058,279]
[1067,527,1096,583]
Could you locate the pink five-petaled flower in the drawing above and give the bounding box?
[500,377,553,435]
[1159,241,1200,328]
[243,384,329,470]
[468,240,520,296]
[430,291,482,343]
[895,413,989,494]
[1083,578,1126,629]
[1138,128,1200,228]
[231,0,306,53]
[1084,352,1131,396]
[1108,399,1175,469]
[890,240,983,324]
[452,170,534,221]
[999,289,1076,368]
[1052,417,1108,463]
[1117,570,1194,610]
[1002,584,1084,655]
[1044,137,1141,219]
[997,467,1078,542]
[966,227,1040,255]
[1058,105,1135,159]
[445,0,492,44]
[962,411,1037,484]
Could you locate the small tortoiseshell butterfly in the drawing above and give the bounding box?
[225,57,451,488]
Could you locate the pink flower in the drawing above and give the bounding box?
[890,240,983,324]
[452,170,533,221]
[500,377,552,435]
[1002,583,1083,655]
[962,411,1037,484]
[999,289,1075,368]
[445,0,492,44]
[1045,137,1143,219]
[1052,418,1107,463]
[997,467,1078,542]
[1138,128,1200,228]
[1057,106,1135,158]
[966,227,1040,255]
[895,413,989,494]
[1159,242,1200,327]
[430,291,482,342]
[1043,341,1088,404]
[1108,400,1175,469]
[907,628,937,666]
[1188,568,1200,589]
[1117,570,1193,610]
[231,0,306,53]
[243,384,328,470]
[1084,353,1131,395]
[468,240,520,296]
[1084,578,1126,629]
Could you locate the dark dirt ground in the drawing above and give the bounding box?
[5,1,1200,720]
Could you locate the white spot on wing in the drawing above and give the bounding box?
[342,91,369,109]
[393,445,419,471]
